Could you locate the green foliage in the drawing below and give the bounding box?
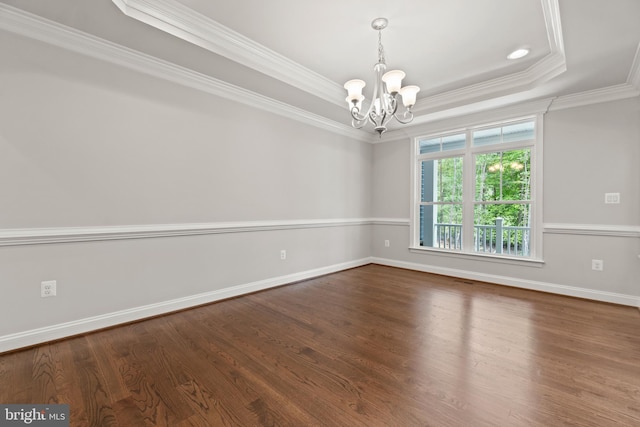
[420,148,532,252]
[474,149,531,227]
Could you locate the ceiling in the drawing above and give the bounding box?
[1,0,639,140]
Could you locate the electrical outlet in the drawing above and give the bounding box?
[280,249,287,260]
[384,240,390,247]
[605,193,620,204]
[591,259,604,271]
[41,280,57,297]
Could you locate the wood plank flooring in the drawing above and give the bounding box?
[1,264,639,426]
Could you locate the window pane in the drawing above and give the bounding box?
[473,120,535,146]
[503,121,535,143]
[420,204,463,250]
[473,203,531,256]
[473,127,501,147]
[442,134,466,151]
[419,133,465,153]
[475,148,531,201]
[421,157,463,202]
[419,138,441,154]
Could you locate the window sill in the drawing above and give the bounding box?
[408,246,544,267]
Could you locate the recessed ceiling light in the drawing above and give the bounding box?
[507,48,530,60]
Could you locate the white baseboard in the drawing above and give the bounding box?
[0,258,371,353]
[371,257,640,307]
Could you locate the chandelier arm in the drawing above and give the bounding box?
[386,95,399,117]
[350,107,367,122]
[368,109,379,127]
[351,117,368,129]
[394,110,415,124]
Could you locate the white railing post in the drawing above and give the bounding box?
[495,218,503,254]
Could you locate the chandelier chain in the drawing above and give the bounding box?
[377,30,386,65]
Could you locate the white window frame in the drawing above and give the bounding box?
[409,114,544,264]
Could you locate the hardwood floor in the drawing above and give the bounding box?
[1,264,639,426]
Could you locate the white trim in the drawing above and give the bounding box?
[628,42,640,90]
[378,98,554,142]
[544,223,640,238]
[111,0,344,107]
[413,53,565,115]
[0,218,373,247]
[370,218,410,226]
[408,247,544,266]
[371,257,639,307]
[370,219,640,239]
[111,0,565,116]
[533,113,545,259]
[0,258,372,353]
[0,4,368,143]
[549,83,640,111]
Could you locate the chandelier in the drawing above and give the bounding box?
[344,18,420,136]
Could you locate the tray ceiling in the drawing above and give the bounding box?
[1,0,639,140]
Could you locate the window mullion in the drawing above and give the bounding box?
[462,130,475,252]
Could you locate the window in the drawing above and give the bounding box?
[412,117,541,260]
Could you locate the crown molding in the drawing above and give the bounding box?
[377,97,554,142]
[628,42,640,90]
[413,53,565,115]
[111,0,344,107]
[112,0,566,120]
[549,83,640,111]
[0,4,368,143]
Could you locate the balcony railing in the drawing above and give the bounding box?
[433,218,530,256]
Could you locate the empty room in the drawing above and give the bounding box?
[1,0,639,425]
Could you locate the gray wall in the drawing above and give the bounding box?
[0,36,372,349]
[372,97,640,302]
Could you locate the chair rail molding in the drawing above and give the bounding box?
[543,223,640,238]
[0,219,375,247]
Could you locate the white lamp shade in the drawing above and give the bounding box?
[344,79,366,102]
[382,70,405,93]
[399,85,420,107]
